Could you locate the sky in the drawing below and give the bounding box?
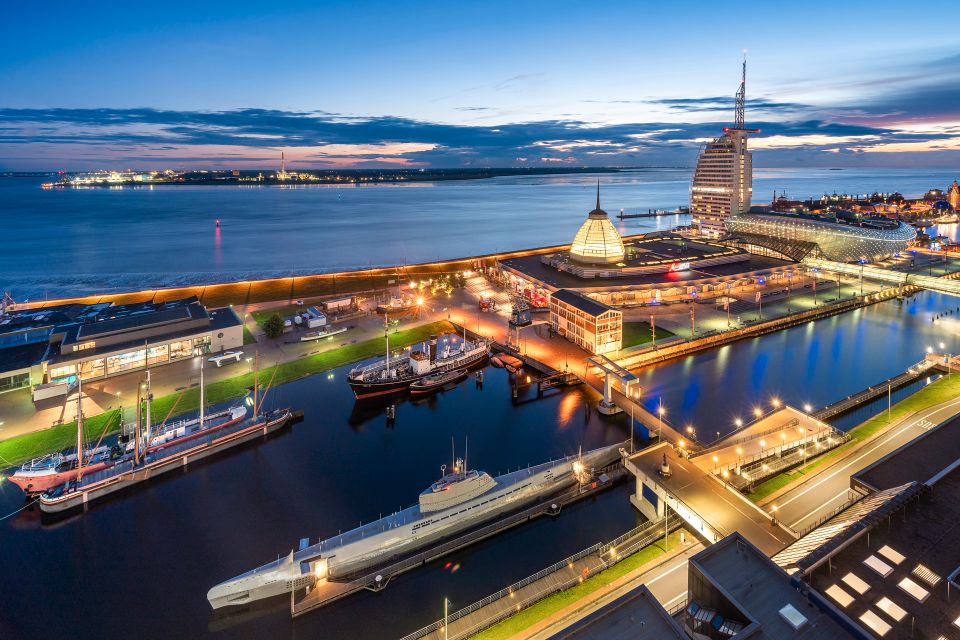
[1,1,960,171]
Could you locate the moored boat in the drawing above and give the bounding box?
[348,315,488,399]
[8,378,113,495]
[409,367,468,396]
[207,442,622,609]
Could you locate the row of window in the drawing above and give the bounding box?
[49,336,212,383]
[0,371,30,393]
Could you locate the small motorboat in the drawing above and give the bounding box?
[410,368,468,396]
[498,354,524,374]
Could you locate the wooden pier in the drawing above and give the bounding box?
[616,207,690,220]
[290,464,627,618]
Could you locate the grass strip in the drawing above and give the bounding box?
[470,530,687,640]
[747,373,960,502]
[0,320,452,468]
[251,304,304,328]
[242,325,257,345]
[621,321,675,349]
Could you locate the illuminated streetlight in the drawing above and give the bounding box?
[753,407,762,418]
[771,398,781,409]
[734,417,743,428]
[803,403,812,413]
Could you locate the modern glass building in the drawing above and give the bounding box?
[691,61,756,238]
[569,188,626,265]
[725,213,916,263]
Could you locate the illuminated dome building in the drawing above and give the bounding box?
[569,185,625,265]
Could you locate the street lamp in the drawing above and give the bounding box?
[803,403,812,413]
[859,259,866,296]
[771,397,781,409]
[811,267,820,306]
[734,417,743,428]
[657,399,665,440]
[759,439,766,456]
[753,407,762,418]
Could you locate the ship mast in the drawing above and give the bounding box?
[253,352,260,417]
[144,369,152,451]
[134,377,142,465]
[199,357,205,427]
[384,313,390,373]
[75,377,84,480]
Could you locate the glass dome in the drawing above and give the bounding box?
[569,191,625,264]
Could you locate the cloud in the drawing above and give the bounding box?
[0,100,955,171]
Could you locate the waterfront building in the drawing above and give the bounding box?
[549,289,622,355]
[726,211,915,262]
[949,180,960,210]
[0,297,243,398]
[569,186,625,264]
[690,60,757,238]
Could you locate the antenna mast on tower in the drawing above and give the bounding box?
[734,54,746,130]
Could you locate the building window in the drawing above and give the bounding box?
[72,341,96,352]
[106,349,146,375]
[79,358,105,380]
[50,364,77,381]
[147,344,169,366]
[0,371,30,393]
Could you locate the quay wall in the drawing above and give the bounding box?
[612,286,914,372]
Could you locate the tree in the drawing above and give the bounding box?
[263,313,284,338]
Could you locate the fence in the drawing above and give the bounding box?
[398,516,677,640]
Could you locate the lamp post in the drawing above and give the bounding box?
[812,267,819,306]
[443,597,450,640]
[859,259,866,297]
[658,399,665,441]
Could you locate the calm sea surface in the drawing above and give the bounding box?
[2,167,957,300]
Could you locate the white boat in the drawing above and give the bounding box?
[207,443,621,609]
[299,326,348,342]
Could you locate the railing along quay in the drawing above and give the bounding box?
[398,515,683,640]
[812,359,934,421]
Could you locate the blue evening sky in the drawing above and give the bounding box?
[1,1,959,170]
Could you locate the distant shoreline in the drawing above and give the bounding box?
[22,166,696,188]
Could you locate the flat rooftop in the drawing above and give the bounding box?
[547,584,685,639]
[807,468,960,639]
[691,533,861,639]
[501,251,792,291]
[853,412,960,492]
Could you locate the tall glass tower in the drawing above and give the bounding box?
[691,59,758,238]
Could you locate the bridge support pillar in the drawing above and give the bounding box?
[597,372,622,415]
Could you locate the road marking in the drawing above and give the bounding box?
[789,488,849,528]
[661,592,686,608]
[644,558,688,586]
[776,397,960,509]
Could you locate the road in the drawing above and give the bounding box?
[770,395,960,533]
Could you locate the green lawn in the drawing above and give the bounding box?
[0,320,453,468]
[620,321,675,349]
[251,304,304,328]
[242,325,257,345]
[747,373,960,502]
[470,530,687,640]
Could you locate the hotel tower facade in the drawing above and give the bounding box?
[691,60,758,238]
